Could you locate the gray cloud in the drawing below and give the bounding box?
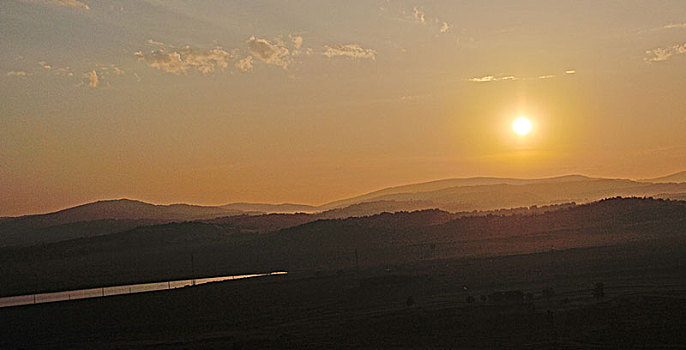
[135,44,234,74]
[645,43,686,62]
[323,44,376,60]
[246,36,291,69]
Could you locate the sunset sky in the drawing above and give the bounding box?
[2,0,686,215]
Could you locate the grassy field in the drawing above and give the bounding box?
[1,240,685,349]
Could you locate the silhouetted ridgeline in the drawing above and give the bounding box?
[0,199,243,247]
[4,172,686,247]
[0,197,684,296]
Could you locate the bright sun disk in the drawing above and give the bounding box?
[513,117,532,136]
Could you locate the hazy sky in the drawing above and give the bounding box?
[2,0,686,215]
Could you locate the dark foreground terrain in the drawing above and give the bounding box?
[2,239,685,349]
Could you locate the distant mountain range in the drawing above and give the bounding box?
[1,172,685,248]
[220,202,316,214]
[640,170,686,183]
[221,172,686,214]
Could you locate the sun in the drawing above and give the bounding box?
[512,117,532,136]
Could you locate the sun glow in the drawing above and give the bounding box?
[512,117,532,136]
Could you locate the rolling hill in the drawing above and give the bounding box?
[640,171,686,183]
[0,199,242,247]
[1,197,684,296]
[317,176,686,213]
[3,172,686,248]
[220,202,316,214]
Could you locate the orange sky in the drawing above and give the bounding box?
[1,1,685,215]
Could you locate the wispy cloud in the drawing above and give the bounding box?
[54,0,88,9]
[98,64,124,76]
[136,43,235,74]
[381,4,454,36]
[77,64,126,88]
[323,44,376,60]
[235,56,254,72]
[662,23,686,30]
[147,39,166,47]
[412,7,426,24]
[82,70,98,88]
[53,67,73,76]
[21,0,89,10]
[645,43,686,62]
[468,70,575,83]
[289,35,309,57]
[246,36,290,70]
[468,75,517,82]
[290,35,303,50]
[6,71,29,77]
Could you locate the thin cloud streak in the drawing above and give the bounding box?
[663,23,686,29]
[323,44,376,60]
[135,43,235,74]
[20,0,90,10]
[468,75,517,82]
[6,71,29,77]
[468,70,576,82]
[645,43,686,62]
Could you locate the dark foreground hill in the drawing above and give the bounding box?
[2,240,685,349]
[0,197,684,297]
[1,198,685,349]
